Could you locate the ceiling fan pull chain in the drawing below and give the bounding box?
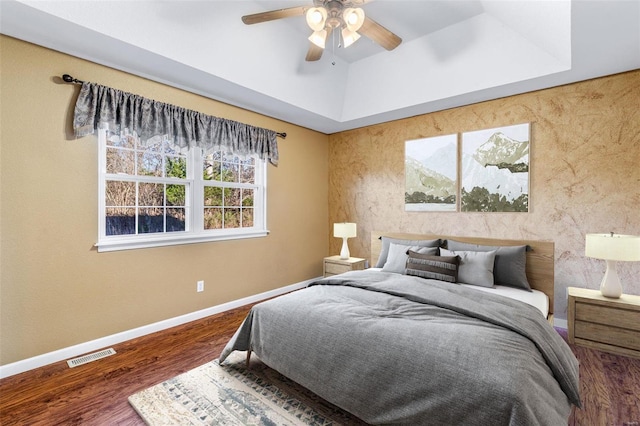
[331,28,337,66]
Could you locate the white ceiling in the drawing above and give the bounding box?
[1,0,639,134]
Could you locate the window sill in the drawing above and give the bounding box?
[95,230,269,252]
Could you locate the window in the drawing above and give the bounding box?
[97,129,267,252]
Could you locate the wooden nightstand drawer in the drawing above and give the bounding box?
[574,321,640,351]
[325,262,352,275]
[323,256,366,277]
[575,302,640,332]
[568,287,640,359]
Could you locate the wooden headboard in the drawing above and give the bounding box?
[371,231,556,314]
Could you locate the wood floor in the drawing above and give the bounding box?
[1,305,638,426]
[0,304,253,425]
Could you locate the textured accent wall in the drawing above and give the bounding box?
[329,70,640,321]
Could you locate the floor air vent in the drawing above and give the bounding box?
[67,348,116,368]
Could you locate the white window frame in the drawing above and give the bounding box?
[96,129,268,252]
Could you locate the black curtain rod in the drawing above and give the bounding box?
[61,74,287,139]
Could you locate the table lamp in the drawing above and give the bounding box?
[334,223,357,260]
[585,232,640,298]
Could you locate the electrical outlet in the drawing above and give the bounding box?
[197,280,204,292]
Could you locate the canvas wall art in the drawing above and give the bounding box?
[405,134,458,212]
[460,123,530,212]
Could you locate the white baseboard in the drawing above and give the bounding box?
[0,278,317,379]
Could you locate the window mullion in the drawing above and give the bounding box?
[257,159,267,230]
[191,148,203,232]
[98,129,107,239]
[135,181,140,235]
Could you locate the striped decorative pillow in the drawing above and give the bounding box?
[406,250,459,283]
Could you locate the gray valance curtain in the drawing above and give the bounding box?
[72,81,279,166]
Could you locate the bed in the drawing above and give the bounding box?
[220,232,581,425]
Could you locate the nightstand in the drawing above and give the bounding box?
[567,287,640,359]
[323,256,366,277]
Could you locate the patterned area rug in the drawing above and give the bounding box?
[128,351,366,425]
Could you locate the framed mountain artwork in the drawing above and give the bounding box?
[460,123,530,212]
[405,134,458,212]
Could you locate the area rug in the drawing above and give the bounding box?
[128,351,366,425]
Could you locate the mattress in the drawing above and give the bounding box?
[370,267,549,318]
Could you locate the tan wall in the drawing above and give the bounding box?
[0,36,329,365]
[329,70,640,320]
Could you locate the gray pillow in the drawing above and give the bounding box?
[446,240,531,291]
[375,237,440,268]
[382,244,438,274]
[406,251,459,283]
[440,248,496,288]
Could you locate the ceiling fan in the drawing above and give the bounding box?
[242,0,402,61]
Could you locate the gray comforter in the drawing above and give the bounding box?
[220,270,581,425]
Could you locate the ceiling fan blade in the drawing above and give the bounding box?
[242,6,307,25]
[359,16,402,50]
[306,43,324,61]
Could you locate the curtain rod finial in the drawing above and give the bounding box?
[62,74,84,84]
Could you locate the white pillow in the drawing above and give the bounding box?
[375,237,440,268]
[440,248,496,287]
[382,243,438,274]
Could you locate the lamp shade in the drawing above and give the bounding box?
[341,28,361,48]
[308,29,327,48]
[306,7,327,31]
[334,223,357,238]
[343,7,365,32]
[586,233,640,261]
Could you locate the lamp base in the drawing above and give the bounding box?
[600,259,622,298]
[340,238,350,260]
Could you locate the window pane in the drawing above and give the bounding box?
[242,208,254,227]
[240,164,255,184]
[138,152,163,177]
[226,188,241,206]
[241,189,254,207]
[138,207,164,234]
[224,208,241,228]
[106,148,135,174]
[221,162,238,183]
[106,207,135,235]
[166,184,185,206]
[204,207,223,229]
[204,186,222,206]
[203,153,221,181]
[203,159,221,181]
[139,183,164,206]
[167,208,186,232]
[106,180,135,206]
[166,156,187,178]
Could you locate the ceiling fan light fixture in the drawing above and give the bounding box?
[308,29,328,49]
[343,7,365,32]
[341,28,361,48]
[306,7,327,31]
